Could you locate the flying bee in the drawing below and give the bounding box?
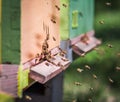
[55,5,60,11]
[94,47,99,51]
[99,20,104,24]
[62,3,67,8]
[88,98,92,102]
[72,99,77,102]
[90,87,94,91]
[85,65,91,70]
[92,74,97,79]
[35,58,39,64]
[105,2,111,6]
[117,53,120,56]
[108,77,114,83]
[107,44,113,48]
[116,66,120,71]
[74,82,82,86]
[77,68,84,73]
[53,37,56,41]
[81,53,85,57]
[51,19,56,24]
[25,95,32,100]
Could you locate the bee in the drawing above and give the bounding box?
[36,53,40,58]
[88,98,92,102]
[74,82,82,86]
[62,3,67,8]
[25,95,32,100]
[108,77,114,83]
[117,53,120,57]
[85,65,91,70]
[107,44,113,48]
[35,58,39,64]
[72,99,77,102]
[99,20,104,24]
[105,2,111,6]
[51,19,56,24]
[53,37,56,41]
[62,50,67,54]
[79,12,83,17]
[61,58,68,62]
[57,62,61,66]
[77,68,84,73]
[59,52,65,57]
[116,66,120,71]
[90,87,94,91]
[80,34,89,45]
[94,47,99,51]
[55,5,60,11]
[81,53,85,57]
[53,53,58,56]
[45,62,49,66]
[92,74,97,79]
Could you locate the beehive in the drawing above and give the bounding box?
[60,0,101,55]
[0,0,70,97]
[0,0,100,97]
[0,0,60,64]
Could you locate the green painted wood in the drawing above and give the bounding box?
[1,0,20,64]
[60,0,69,40]
[69,0,94,39]
[69,0,86,39]
[85,0,94,32]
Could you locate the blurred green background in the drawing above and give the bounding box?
[63,0,120,102]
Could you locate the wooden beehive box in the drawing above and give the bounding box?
[60,0,101,55]
[0,0,71,97]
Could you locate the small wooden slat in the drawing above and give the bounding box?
[29,47,71,84]
[74,36,101,52]
[0,64,18,97]
[71,31,101,55]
